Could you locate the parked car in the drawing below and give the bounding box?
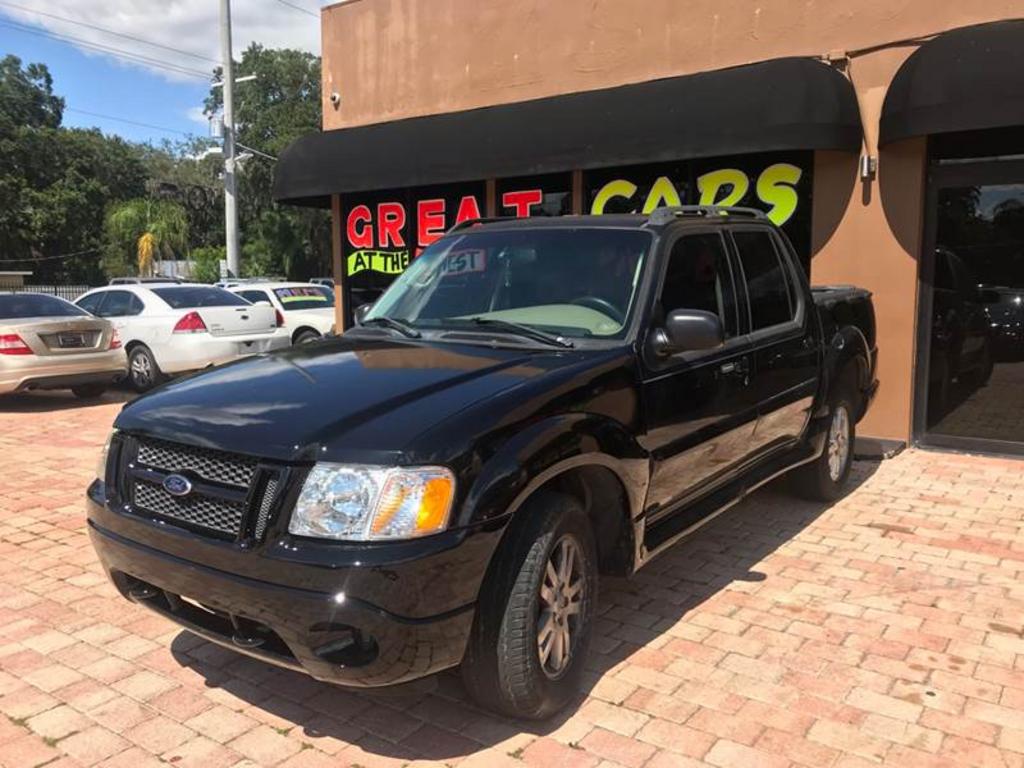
[229,282,335,344]
[928,247,994,416]
[110,277,185,285]
[74,285,288,392]
[980,284,1024,360]
[87,208,877,719]
[309,277,334,288]
[1,293,125,398]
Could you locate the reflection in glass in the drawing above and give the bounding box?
[926,184,1024,445]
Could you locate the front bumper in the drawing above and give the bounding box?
[87,487,486,687]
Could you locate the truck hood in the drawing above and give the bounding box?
[114,335,577,461]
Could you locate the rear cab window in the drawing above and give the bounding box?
[731,229,798,332]
[151,287,249,309]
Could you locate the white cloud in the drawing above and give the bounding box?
[185,105,209,124]
[0,0,325,83]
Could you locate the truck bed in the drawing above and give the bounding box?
[812,284,876,351]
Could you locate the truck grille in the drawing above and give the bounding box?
[136,438,256,488]
[133,480,246,536]
[116,436,287,541]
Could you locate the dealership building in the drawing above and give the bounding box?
[274,1,1024,456]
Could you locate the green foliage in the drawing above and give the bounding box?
[191,245,224,283]
[103,199,189,277]
[206,44,330,279]
[1,47,328,284]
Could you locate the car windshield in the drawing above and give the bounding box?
[274,286,333,311]
[151,287,249,309]
[365,228,651,340]
[0,294,87,319]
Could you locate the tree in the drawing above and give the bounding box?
[191,245,224,283]
[205,44,329,280]
[104,199,189,277]
[0,56,149,283]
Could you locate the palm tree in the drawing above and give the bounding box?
[105,199,189,277]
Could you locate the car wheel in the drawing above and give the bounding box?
[71,384,106,399]
[792,388,856,502]
[461,491,597,720]
[128,345,162,392]
[294,329,320,345]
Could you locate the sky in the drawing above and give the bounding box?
[0,0,328,144]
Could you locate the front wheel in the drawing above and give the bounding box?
[461,492,597,720]
[792,392,855,502]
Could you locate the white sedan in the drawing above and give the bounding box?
[230,282,336,344]
[75,284,289,391]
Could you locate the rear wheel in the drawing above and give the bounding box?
[792,389,856,502]
[71,384,106,399]
[461,492,597,720]
[294,329,320,345]
[128,345,162,392]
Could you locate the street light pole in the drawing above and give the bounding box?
[219,0,240,278]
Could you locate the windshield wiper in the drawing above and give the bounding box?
[361,316,422,338]
[462,317,574,349]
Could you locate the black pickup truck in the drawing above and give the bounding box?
[87,207,877,719]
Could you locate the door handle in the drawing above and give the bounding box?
[719,358,750,379]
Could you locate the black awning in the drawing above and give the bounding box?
[880,19,1024,146]
[274,57,862,207]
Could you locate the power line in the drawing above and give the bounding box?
[0,19,212,80]
[3,247,100,264]
[65,107,194,137]
[0,0,219,64]
[272,0,319,19]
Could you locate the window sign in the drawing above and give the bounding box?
[586,151,812,265]
[497,174,572,218]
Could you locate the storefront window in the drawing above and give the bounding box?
[497,173,572,217]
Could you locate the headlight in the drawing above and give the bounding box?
[96,430,116,481]
[289,464,456,541]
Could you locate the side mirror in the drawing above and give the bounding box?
[651,309,724,357]
[354,302,374,325]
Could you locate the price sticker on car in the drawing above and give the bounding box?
[443,250,486,276]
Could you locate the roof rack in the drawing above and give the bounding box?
[645,206,767,226]
[446,216,519,234]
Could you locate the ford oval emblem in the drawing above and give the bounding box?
[163,474,192,497]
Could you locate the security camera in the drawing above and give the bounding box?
[329,91,341,108]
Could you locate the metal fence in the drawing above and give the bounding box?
[10,284,97,302]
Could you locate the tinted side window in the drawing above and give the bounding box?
[100,291,144,317]
[659,233,737,339]
[237,290,271,304]
[734,230,793,330]
[76,293,105,315]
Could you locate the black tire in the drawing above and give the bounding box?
[127,345,163,392]
[461,492,597,720]
[71,384,106,399]
[294,329,320,345]
[792,388,856,502]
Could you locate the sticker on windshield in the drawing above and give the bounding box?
[443,250,486,276]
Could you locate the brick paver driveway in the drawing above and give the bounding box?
[3,392,1024,768]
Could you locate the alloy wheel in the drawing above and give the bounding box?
[131,352,152,388]
[537,535,585,678]
[827,404,850,481]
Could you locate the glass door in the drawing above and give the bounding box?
[916,160,1024,454]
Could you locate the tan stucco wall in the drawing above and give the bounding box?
[319,0,1022,443]
[321,0,1022,130]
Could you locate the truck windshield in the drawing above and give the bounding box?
[365,228,651,340]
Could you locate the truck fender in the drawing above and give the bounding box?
[818,325,872,416]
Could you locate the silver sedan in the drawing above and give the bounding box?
[0,293,127,398]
